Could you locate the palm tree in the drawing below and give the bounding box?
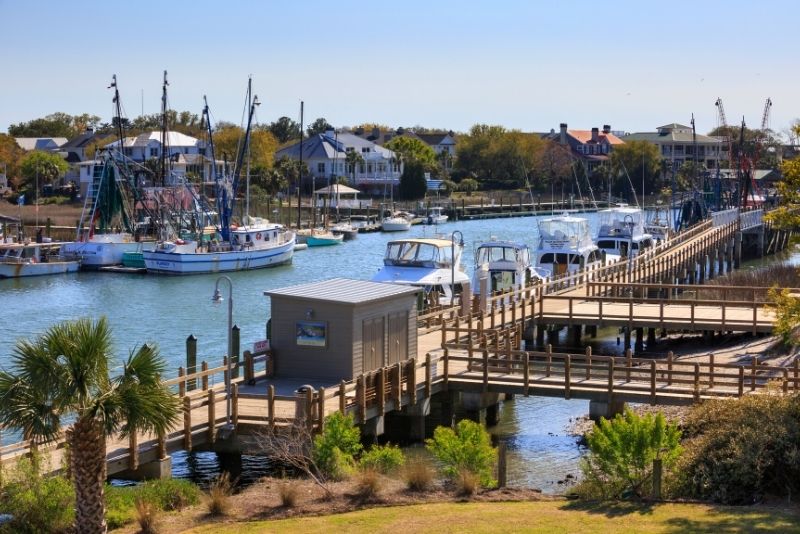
[344,150,364,185]
[0,317,180,534]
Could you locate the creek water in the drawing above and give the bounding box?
[2,212,795,492]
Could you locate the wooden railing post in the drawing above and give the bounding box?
[751,356,758,391]
[482,348,490,392]
[208,390,216,443]
[709,354,715,389]
[523,352,530,396]
[608,357,615,396]
[546,344,552,377]
[339,381,346,414]
[186,335,197,391]
[231,383,239,431]
[425,353,432,399]
[306,387,314,433]
[183,396,192,450]
[585,346,592,380]
[244,350,254,384]
[357,374,366,423]
[318,387,326,430]
[377,368,386,416]
[409,357,417,406]
[650,360,657,405]
[394,362,402,407]
[268,384,275,430]
[564,355,571,399]
[201,361,209,390]
[694,363,700,402]
[443,348,450,391]
[178,367,186,397]
[625,349,632,382]
[667,352,673,386]
[738,366,744,397]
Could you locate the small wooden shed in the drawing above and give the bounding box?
[265,278,420,382]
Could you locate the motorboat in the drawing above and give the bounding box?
[471,239,536,295]
[595,205,654,261]
[372,237,469,306]
[381,212,412,232]
[644,204,672,244]
[0,242,80,278]
[426,206,449,225]
[330,221,358,240]
[307,228,344,246]
[534,214,601,279]
[143,219,295,274]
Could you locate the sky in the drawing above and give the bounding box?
[1,0,798,138]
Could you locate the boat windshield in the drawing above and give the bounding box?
[476,245,527,265]
[538,219,590,248]
[597,209,645,237]
[384,241,453,267]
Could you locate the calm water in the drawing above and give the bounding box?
[4,212,792,491]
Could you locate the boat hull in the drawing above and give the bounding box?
[0,260,80,278]
[62,239,151,268]
[381,221,411,232]
[142,239,295,275]
[307,234,344,246]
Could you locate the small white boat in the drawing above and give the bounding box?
[381,213,412,232]
[330,221,358,240]
[472,239,536,294]
[595,205,654,262]
[535,214,601,279]
[426,206,449,225]
[372,237,469,306]
[62,233,153,269]
[143,220,295,275]
[645,205,672,244]
[0,242,80,278]
[307,229,344,247]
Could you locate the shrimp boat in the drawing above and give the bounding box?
[62,76,154,268]
[595,205,654,262]
[372,237,469,306]
[143,79,295,274]
[534,214,601,279]
[0,241,80,278]
[471,239,536,295]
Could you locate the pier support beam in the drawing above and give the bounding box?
[459,392,502,426]
[623,328,631,351]
[734,232,742,269]
[589,398,626,422]
[115,456,173,481]
[635,328,644,353]
[647,327,657,347]
[536,325,545,348]
[547,328,559,347]
[569,325,582,347]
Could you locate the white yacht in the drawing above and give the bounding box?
[595,205,654,261]
[534,214,601,279]
[471,239,536,294]
[381,212,412,232]
[372,237,469,306]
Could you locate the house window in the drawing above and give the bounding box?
[359,164,365,174]
[346,147,354,153]
[149,148,158,158]
[367,164,373,173]
[317,162,325,174]
[361,147,369,154]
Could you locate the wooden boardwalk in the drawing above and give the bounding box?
[2,208,795,479]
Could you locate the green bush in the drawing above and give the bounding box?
[579,409,681,499]
[673,392,800,504]
[426,420,497,488]
[0,459,74,534]
[313,412,363,480]
[106,479,201,529]
[359,444,405,474]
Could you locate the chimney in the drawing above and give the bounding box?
[602,125,611,134]
[591,127,599,142]
[559,123,567,144]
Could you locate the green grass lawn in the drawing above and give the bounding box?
[184,500,800,534]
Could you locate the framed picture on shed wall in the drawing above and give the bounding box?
[296,321,327,347]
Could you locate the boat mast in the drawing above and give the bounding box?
[297,101,304,228]
[159,70,169,188]
[202,95,218,231]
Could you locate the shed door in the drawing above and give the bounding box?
[387,311,408,365]
[362,316,385,372]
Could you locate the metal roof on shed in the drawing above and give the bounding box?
[265,278,419,305]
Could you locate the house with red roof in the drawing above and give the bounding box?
[545,123,624,172]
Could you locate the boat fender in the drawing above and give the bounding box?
[175,239,186,245]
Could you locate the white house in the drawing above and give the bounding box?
[623,123,724,171]
[275,130,402,193]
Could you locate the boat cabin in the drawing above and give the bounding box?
[265,278,419,382]
[595,207,654,258]
[535,215,601,277]
[472,240,534,293]
[382,238,457,268]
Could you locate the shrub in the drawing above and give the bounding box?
[455,468,479,496]
[134,497,159,534]
[313,412,363,480]
[673,392,800,504]
[206,473,233,516]
[426,420,497,488]
[403,456,436,492]
[0,460,74,534]
[580,409,681,499]
[353,468,384,501]
[277,481,300,508]
[359,444,405,474]
[139,478,201,511]
[769,287,800,345]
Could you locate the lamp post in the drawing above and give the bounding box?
[212,275,234,427]
[450,230,464,307]
[624,214,635,281]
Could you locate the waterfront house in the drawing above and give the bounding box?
[623,123,724,172]
[544,124,624,173]
[275,130,403,194]
[265,278,419,382]
[353,127,457,171]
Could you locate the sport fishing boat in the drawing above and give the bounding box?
[426,206,448,225]
[471,239,536,294]
[594,205,654,262]
[534,214,601,278]
[0,242,80,278]
[372,237,469,306]
[143,79,295,274]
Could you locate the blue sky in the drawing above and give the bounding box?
[1,0,797,137]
